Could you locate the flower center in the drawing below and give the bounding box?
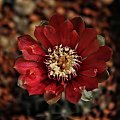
[45,45,81,82]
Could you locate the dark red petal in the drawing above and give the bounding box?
[22,48,44,62]
[79,68,97,77]
[60,20,73,46]
[45,82,64,95]
[49,14,65,32]
[71,80,80,91]
[23,74,48,91]
[34,26,53,49]
[56,85,64,96]
[95,46,112,62]
[25,76,47,87]
[97,70,109,83]
[14,58,38,74]
[44,81,64,104]
[80,39,100,58]
[69,30,80,49]
[26,80,50,95]
[76,28,97,54]
[18,35,37,50]
[18,34,46,57]
[45,82,57,94]
[65,82,81,104]
[83,46,112,63]
[43,25,61,46]
[76,76,98,91]
[27,86,45,95]
[81,46,112,75]
[18,74,46,90]
[81,61,107,75]
[24,68,47,86]
[29,44,46,56]
[71,16,85,36]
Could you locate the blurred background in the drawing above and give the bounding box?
[0,0,120,120]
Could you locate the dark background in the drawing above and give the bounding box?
[0,0,120,120]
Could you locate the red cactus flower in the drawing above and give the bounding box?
[14,14,112,104]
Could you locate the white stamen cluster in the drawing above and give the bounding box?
[45,45,81,82]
